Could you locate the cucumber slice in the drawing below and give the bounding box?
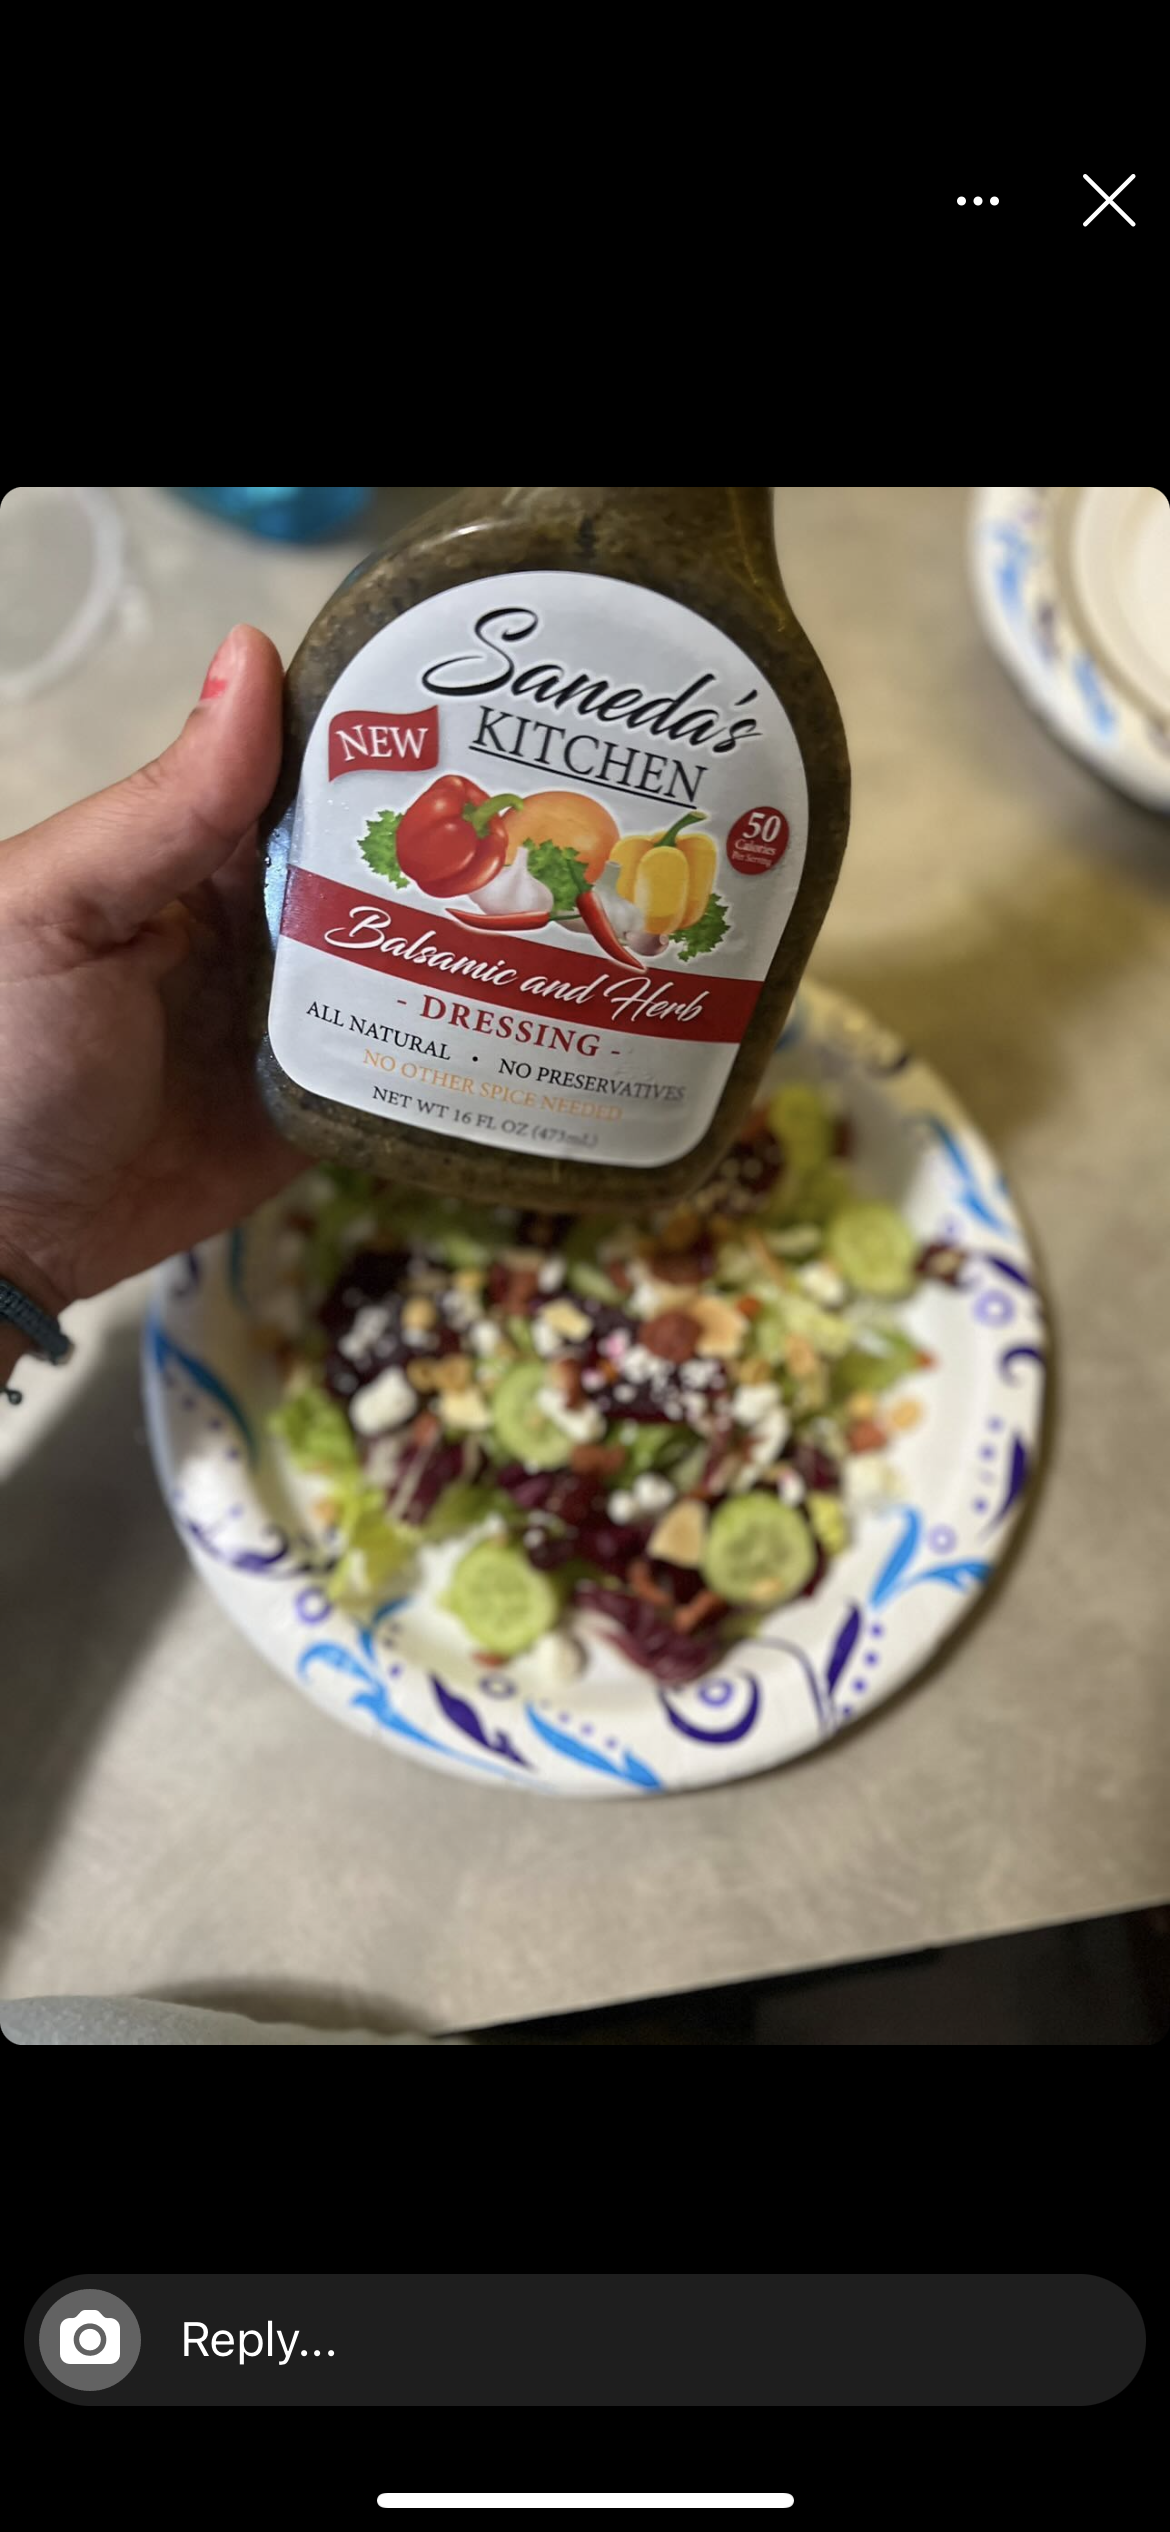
[568,1258,623,1304]
[831,1328,920,1398]
[491,1359,572,1469]
[762,1159,851,1230]
[702,1494,817,1608]
[444,1539,559,1655]
[827,1202,918,1297]
[768,1081,834,1172]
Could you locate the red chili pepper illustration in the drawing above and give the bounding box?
[397,778,523,897]
[578,888,646,967]
[446,906,552,931]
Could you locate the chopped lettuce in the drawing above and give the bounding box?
[270,1384,358,1474]
[616,1420,701,1478]
[423,1479,507,1541]
[327,1490,418,1610]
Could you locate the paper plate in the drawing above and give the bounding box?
[969,485,1170,808]
[143,983,1048,1797]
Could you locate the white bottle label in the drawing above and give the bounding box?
[268,571,807,1168]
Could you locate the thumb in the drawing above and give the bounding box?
[5,624,285,943]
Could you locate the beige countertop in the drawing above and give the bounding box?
[1,485,1168,2035]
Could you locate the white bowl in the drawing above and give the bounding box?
[143,983,1048,1797]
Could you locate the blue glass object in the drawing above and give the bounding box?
[171,487,372,543]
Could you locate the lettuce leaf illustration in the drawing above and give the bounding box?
[358,810,409,887]
[671,889,729,961]
[525,839,589,915]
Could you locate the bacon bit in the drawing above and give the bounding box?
[887,1398,924,1433]
[673,1587,727,1635]
[410,1410,441,1446]
[556,1358,587,1408]
[630,1557,673,1608]
[847,1417,887,1453]
[642,1308,701,1362]
[609,1260,632,1293]
[569,1441,626,1477]
[914,1347,937,1369]
[737,1293,764,1320]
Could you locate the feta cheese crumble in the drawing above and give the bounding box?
[350,1364,416,1435]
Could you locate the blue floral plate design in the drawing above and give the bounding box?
[969,486,1170,809]
[142,983,1048,1797]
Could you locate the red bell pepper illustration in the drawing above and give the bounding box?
[396,777,523,897]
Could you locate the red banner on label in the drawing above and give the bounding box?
[281,866,762,1045]
[328,706,438,780]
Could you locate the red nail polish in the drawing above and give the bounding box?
[199,629,238,701]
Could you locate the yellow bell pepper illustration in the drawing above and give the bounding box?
[613,812,716,935]
[635,844,689,934]
[677,828,717,928]
[613,833,655,901]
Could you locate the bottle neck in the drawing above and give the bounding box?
[553,485,770,525]
[494,484,773,560]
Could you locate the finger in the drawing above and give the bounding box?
[4,624,284,945]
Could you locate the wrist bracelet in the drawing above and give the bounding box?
[0,1277,74,1403]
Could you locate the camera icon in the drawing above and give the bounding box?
[60,2309,121,2365]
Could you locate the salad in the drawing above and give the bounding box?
[262,1082,965,1686]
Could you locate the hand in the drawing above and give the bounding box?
[0,624,304,1341]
